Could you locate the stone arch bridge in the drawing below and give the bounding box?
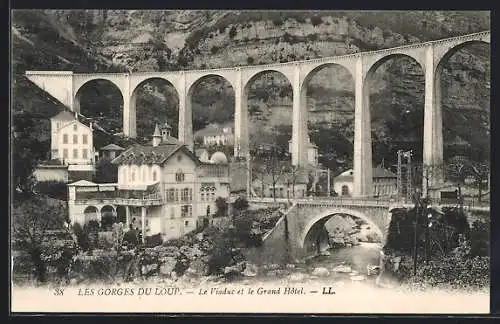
[247,198,489,263]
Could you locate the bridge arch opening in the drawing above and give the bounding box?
[301,63,355,196]
[244,70,294,198]
[188,74,235,159]
[365,54,425,198]
[301,210,384,256]
[74,79,124,148]
[435,40,490,170]
[130,78,179,142]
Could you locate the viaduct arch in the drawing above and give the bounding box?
[25,31,490,198]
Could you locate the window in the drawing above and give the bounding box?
[185,221,189,226]
[63,134,68,144]
[63,149,68,159]
[181,205,192,218]
[181,188,191,202]
[201,192,205,202]
[82,134,88,144]
[73,149,78,159]
[82,149,88,159]
[131,171,135,182]
[175,171,185,182]
[341,185,350,196]
[166,189,175,202]
[152,171,157,182]
[170,207,175,219]
[73,134,78,144]
[175,189,179,202]
[73,124,77,131]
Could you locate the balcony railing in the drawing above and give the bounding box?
[75,190,163,206]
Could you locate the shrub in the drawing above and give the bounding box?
[470,220,489,257]
[272,18,284,26]
[34,180,68,200]
[310,16,323,27]
[123,229,139,249]
[145,233,163,248]
[247,56,254,64]
[210,46,219,54]
[101,213,116,231]
[73,223,91,252]
[228,26,237,38]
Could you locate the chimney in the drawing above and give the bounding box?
[152,124,162,147]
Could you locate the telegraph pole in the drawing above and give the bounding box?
[397,150,403,202]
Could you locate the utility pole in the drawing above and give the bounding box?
[406,150,412,202]
[413,190,419,276]
[397,150,403,202]
[327,168,331,197]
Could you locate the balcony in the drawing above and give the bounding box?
[74,189,164,206]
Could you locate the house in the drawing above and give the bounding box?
[333,166,398,197]
[50,110,95,166]
[194,122,235,148]
[66,122,231,240]
[252,168,309,199]
[34,110,96,183]
[99,143,125,161]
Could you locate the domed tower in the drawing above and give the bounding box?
[210,151,228,164]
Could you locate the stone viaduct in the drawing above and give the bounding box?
[25,31,490,198]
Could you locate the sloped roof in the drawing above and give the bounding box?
[51,110,76,121]
[253,168,309,186]
[194,122,234,138]
[148,135,180,146]
[334,167,397,181]
[372,166,397,178]
[111,142,199,166]
[100,143,125,151]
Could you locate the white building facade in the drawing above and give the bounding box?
[67,123,230,241]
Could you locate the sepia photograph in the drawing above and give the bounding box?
[10,9,491,314]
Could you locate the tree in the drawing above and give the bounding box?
[215,197,228,217]
[446,156,474,203]
[470,162,490,202]
[11,197,71,282]
[93,158,118,183]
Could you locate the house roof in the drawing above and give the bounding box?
[68,180,97,187]
[252,168,309,186]
[194,122,234,138]
[100,143,125,151]
[334,167,397,182]
[111,142,199,165]
[51,110,76,121]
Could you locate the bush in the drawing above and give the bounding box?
[101,213,116,231]
[404,254,489,291]
[210,46,219,54]
[123,229,139,249]
[470,220,489,257]
[247,56,254,64]
[310,16,323,27]
[228,26,237,38]
[145,233,163,248]
[34,180,67,200]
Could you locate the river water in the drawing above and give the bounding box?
[238,242,382,286]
